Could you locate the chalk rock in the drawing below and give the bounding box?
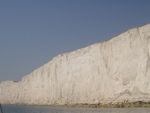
[0,24,150,105]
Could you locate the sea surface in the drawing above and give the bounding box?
[1,105,150,113]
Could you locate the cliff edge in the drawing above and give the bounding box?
[0,24,150,105]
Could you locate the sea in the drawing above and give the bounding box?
[1,105,150,113]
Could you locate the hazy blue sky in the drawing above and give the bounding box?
[0,0,150,80]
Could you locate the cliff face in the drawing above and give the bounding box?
[0,24,150,105]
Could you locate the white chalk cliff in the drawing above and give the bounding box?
[1,24,150,105]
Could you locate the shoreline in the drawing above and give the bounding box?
[2,101,150,108]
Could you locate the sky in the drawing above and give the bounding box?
[0,0,150,81]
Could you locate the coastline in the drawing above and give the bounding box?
[2,101,150,108]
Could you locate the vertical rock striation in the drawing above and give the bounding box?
[0,24,150,105]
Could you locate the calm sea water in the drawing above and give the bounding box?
[1,105,150,113]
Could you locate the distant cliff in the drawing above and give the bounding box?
[0,24,150,105]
